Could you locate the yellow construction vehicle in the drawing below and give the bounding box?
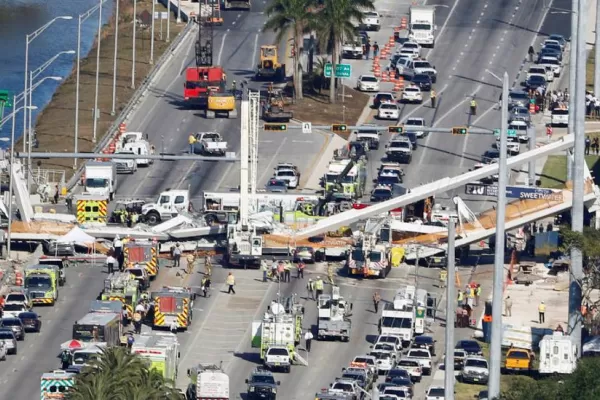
[262,88,293,122]
[255,45,286,82]
[207,92,238,119]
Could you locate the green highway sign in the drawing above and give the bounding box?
[493,128,517,138]
[324,63,352,78]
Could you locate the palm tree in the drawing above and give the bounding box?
[264,0,316,100]
[66,347,181,400]
[316,0,374,103]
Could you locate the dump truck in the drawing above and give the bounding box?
[123,238,159,279]
[151,286,195,330]
[40,370,75,400]
[24,265,59,306]
[256,45,286,81]
[101,272,140,319]
[132,332,180,382]
[187,363,230,400]
[317,286,352,341]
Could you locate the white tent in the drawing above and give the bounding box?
[59,226,97,245]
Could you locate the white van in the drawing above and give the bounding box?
[123,140,154,167]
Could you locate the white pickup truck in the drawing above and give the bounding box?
[194,132,228,156]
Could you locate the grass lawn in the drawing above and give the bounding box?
[539,151,600,189]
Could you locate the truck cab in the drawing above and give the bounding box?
[84,161,118,200]
[141,189,190,225]
[24,265,59,305]
[245,367,280,400]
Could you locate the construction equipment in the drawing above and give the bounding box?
[207,92,238,119]
[262,88,293,122]
[151,286,194,331]
[202,0,223,25]
[123,238,160,279]
[131,332,180,382]
[101,272,140,318]
[317,286,352,341]
[255,45,286,82]
[24,265,60,306]
[346,231,393,279]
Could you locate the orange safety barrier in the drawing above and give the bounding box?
[400,17,408,29]
[15,271,23,286]
[394,26,400,32]
[394,79,404,92]
[528,102,536,114]
[372,63,381,74]
[119,123,126,135]
[108,140,116,153]
[388,36,395,45]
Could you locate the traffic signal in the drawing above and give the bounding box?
[452,126,468,135]
[264,123,287,131]
[388,125,404,134]
[332,124,348,133]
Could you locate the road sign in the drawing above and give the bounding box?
[493,129,518,138]
[324,63,352,78]
[465,184,563,201]
[302,122,312,134]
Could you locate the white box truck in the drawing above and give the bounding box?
[186,364,230,400]
[539,332,578,375]
[84,161,117,201]
[409,6,436,47]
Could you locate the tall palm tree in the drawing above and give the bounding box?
[66,347,181,400]
[317,0,374,103]
[264,0,316,100]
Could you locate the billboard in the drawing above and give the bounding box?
[464,184,563,202]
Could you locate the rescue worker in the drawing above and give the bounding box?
[232,80,237,93]
[373,291,381,313]
[430,89,437,108]
[538,301,546,324]
[65,193,73,213]
[457,289,464,307]
[304,330,314,352]
[60,349,72,370]
[307,278,315,300]
[204,255,213,276]
[327,263,335,285]
[277,261,285,282]
[188,133,197,154]
[297,261,305,279]
[170,320,178,334]
[467,285,475,307]
[172,244,182,268]
[106,253,117,274]
[133,310,143,334]
[113,235,123,260]
[439,269,447,288]
[283,261,292,283]
[470,97,477,115]
[201,276,212,298]
[475,284,482,307]
[127,333,135,348]
[226,272,236,294]
[314,276,324,298]
[186,252,196,274]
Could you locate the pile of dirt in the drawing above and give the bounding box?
[32,0,185,176]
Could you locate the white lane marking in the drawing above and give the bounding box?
[251,33,259,70]
[258,138,289,184]
[214,163,235,191]
[424,0,461,59]
[431,85,482,128]
[399,83,450,123]
[217,33,228,65]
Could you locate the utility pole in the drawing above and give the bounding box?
[569,0,587,356]
[568,0,579,182]
[111,0,120,116]
[131,0,137,89]
[595,0,600,97]
[167,0,172,42]
[150,0,155,64]
[444,219,456,400]
[92,0,103,144]
[488,71,509,399]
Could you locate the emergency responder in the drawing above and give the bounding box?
[226,272,236,294]
[430,89,437,108]
[201,276,212,298]
[304,330,314,352]
[297,261,305,279]
[127,333,135,348]
[327,263,335,285]
[470,97,477,115]
[60,349,72,370]
[457,290,464,307]
[135,302,146,320]
[439,269,447,288]
[121,305,129,326]
[505,295,513,317]
[172,244,182,268]
[283,261,292,282]
[373,291,381,313]
[307,278,315,300]
[65,193,73,213]
[315,276,324,298]
[475,284,482,307]
[232,80,237,93]
[277,261,285,282]
[186,252,196,274]
[106,253,117,274]
[538,301,546,324]
[113,235,123,260]
[204,255,213,276]
[133,310,143,334]
[188,133,197,154]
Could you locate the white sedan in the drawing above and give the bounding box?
[274,169,299,188]
[401,86,423,104]
[356,74,380,92]
[401,41,421,56]
[378,103,400,120]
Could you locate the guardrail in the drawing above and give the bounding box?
[65,21,196,190]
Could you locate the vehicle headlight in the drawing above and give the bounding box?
[271,388,277,394]
[249,387,255,392]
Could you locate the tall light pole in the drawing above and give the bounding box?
[75,0,105,170]
[484,69,509,399]
[8,98,37,258]
[27,76,63,191]
[568,2,579,182]
[177,0,182,24]
[23,16,73,153]
[132,0,137,89]
[167,0,172,42]
[570,0,587,356]
[595,0,600,97]
[92,0,104,145]
[111,0,120,116]
[150,0,156,64]
[444,219,456,400]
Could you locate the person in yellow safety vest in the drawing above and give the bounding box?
[475,284,482,306]
[470,98,477,115]
[457,290,464,306]
[283,262,292,283]
[439,270,446,288]
[314,277,324,298]
[188,134,197,154]
[327,264,335,285]
[204,255,212,276]
[226,272,236,295]
[538,301,546,324]
[430,89,437,108]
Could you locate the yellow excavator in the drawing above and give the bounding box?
[207,92,237,119]
[255,45,286,82]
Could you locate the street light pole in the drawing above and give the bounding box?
[488,71,509,399]
[23,16,73,154]
[569,0,587,356]
[568,0,579,182]
[177,0,182,24]
[445,219,456,400]
[132,0,137,89]
[111,0,120,116]
[92,0,103,144]
[167,0,171,42]
[595,0,600,97]
[150,0,155,64]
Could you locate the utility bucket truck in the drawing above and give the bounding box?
[409,6,436,47]
[317,286,352,341]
